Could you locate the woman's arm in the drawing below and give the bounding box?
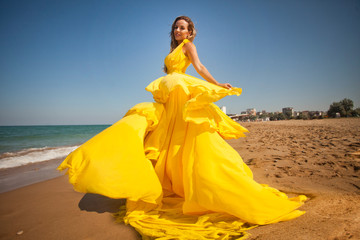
[183,42,232,89]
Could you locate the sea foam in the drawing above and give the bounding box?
[0,145,79,169]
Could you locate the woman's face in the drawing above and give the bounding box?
[174,19,190,43]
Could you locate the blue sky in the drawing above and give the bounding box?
[0,0,359,125]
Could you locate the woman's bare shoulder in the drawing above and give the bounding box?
[183,41,196,55]
[183,40,195,48]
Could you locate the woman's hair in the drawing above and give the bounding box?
[170,16,197,52]
[164,16,197,73]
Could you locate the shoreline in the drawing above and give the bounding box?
[0,157,64,193]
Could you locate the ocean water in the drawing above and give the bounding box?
[0,125,110,169]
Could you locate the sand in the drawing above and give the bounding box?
[0,118,359,240]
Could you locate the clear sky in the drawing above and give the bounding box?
[1,0,359,125]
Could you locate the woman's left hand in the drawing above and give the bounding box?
[217,83,232,89]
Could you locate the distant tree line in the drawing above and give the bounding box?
[258,112,325,121]
[237,98,359,122]
[327,98,360,118]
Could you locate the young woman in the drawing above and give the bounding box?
[58,16,306,239]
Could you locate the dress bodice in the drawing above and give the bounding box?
[164,39,192,74]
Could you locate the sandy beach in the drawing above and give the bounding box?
[0,118,359,240]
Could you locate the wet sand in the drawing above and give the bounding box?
[0,157,64,194]
[0,118,359,239]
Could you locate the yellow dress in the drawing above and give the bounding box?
[58,39,306,239]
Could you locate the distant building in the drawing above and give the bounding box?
[302,111,309,118]
[307,111,324,118]
[313,111,324,117]
[282,107,294,117]
[221,106,226,114]
[246,108,256,116]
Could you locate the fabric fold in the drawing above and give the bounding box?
[146,72,249,140]
[57,102,164,204]
[115,197,255,240]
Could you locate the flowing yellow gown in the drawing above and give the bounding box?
[58,39,306,239]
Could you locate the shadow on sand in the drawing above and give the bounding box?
[78,193,126,213]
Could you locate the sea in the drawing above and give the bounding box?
[0,125,110,169]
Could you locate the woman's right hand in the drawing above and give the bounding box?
[217,83,232,89]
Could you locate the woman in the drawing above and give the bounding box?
[58,16,306,239]
[166,16,232,89]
